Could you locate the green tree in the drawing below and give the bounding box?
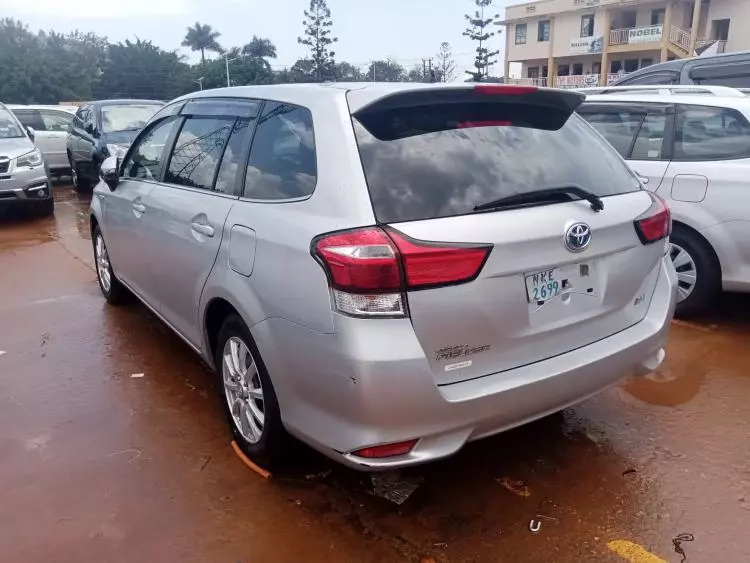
[182,22,222,65]
[436,42,456,82]
[463,0,501,82]
[298,0,338,82]
[241,36,277,71]
[366,59,405,82]
[95,39,193,100]
[202,47,275,88]
[334,61,364,81]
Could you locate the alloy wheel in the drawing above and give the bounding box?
[95,234,112,293]
[222,336,265,444]
[670,242,698,303]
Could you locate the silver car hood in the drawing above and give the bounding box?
[0,137,36,160]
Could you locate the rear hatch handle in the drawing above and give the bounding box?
[474,185,604,213]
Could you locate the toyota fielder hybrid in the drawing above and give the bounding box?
[89,83,677,470]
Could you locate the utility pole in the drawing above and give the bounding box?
[225,53,244,87]
[422,58,434,82]
[193,76,204,90]
[371,62,376,82]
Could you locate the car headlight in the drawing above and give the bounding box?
[15,149,43,169]
[106,144,129,159]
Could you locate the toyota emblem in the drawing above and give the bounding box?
[564,223,591,252]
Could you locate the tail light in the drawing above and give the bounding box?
[312,227,492,317]
[634,194,671,244]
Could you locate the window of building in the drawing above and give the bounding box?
[581,15,595,37]
[528,67,539,79]
[538,20,550,42]
[610,61,623,74]
[624,59,639,73]
[593,62,602,75]
[515,23,527,44]
[166,117,234,190]
[542,65,548,77]
[558,64,570,76]
[651,9,666,26]
[711,19,730,41]
[244,103,317,200]
[640,59,654,69]
[214,119,254,196]
[572,63,584,76]
[675,105,750,161]
[123,117,179,180]
[631,113,668,160]
[622,10,637,28]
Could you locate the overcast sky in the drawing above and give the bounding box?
[0,0,515,78]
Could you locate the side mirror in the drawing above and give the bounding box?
[85,122,96,136]
[100,156,119,190]
[26,126,35,142]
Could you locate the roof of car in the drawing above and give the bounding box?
[172,82,532,113]
[584,92,750,110]
[7,104,77,113]
[91,99,164,107]
[614,50,750,83]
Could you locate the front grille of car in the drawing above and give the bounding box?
[0,159,9,174]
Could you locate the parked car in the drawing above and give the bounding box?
[579,87,750,316]
[0,102,54,216]
[90,84,676,470]
[612,50,750,87]
[9,105,76,176]
[67,99,163,192]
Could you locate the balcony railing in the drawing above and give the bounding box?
[669,24,692,53]
[609,25,663,46]
[506,77,550,87]
[552,73,631,89]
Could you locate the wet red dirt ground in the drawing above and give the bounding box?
[1,185,748,562]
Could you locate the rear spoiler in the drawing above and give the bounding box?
[352,85,585,120]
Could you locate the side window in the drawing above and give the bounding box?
[215,120,254,196]
[618,72,678,85]
[579,110,645,158]
[675,104,750,160]
[630,113,668,160]
[165,116,234,191]
[122,117,179,180]
[14,110,45,131]
[244,103,317,200]
[40,111,74,132]
[73,108,86,129]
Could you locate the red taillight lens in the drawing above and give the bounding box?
[313,228,401,292]
[635,194,671,244]
[313,227,492,317]
[474,84,538,95]
[387,230,491,289]
[352,439,418,459]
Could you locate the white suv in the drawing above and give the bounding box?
[579,88,750,316]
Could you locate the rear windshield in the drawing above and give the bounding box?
[353,102,640,223]
[101,104,162,134]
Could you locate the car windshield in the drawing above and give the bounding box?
[0,108,25,139]
[101,104,161,134]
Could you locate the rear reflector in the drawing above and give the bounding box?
[312,227,492,317]
[352,439,418,459]
[474,84,538,95]
[635,194,671,244]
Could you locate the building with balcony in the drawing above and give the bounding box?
[502,0,750,88]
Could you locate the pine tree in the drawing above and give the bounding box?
[463,0,501,82]
[436,42,456,82]
[297,0,338,82]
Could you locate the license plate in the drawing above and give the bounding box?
[525,268,563,303]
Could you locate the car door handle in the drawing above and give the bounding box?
[132,202,146,213]
[191,222,215,237]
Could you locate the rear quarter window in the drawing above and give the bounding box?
[353,103,640,223]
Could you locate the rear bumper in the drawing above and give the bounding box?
[254,255,677,471]
[0,166,52,207]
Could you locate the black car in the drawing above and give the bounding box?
[66,100,163,192]
[613,50,750,87]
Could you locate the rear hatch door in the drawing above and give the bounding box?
[351,86,666,385]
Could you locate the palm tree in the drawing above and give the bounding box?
[182,23,222,65]
[241,36,277,71]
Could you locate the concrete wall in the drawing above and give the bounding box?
[510,18,552,61]
[707,0,750,52]
[551,11,608,58]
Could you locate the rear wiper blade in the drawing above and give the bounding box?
[474,185,604,213]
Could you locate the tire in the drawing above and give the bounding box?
[92,225,129,305]
[670,225,721,318]
[72,162,91,193]
[214,314,288,470]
